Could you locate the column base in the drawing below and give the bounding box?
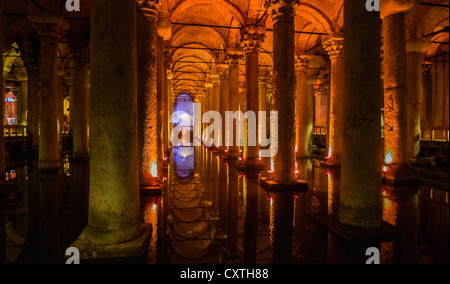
[260,177,308,193]
[38,160,60,172]
[321,159,341,169]
[384,162,421,186]
[296,153,314,159]
[69,155,90,163]
[68,224,152,264]
[314,214,399,242]
[140,183,164,196]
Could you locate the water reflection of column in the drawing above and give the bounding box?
[382,185,420,264]
[226,162,241,261]
[327,169,341,216]
[293,157,309,257]
[211,152,220,219]
[39,171,62,263]
[67,161,89,237]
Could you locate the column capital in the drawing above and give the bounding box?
[65,76,75,88]
[31,16,69,45]
[381,0,418,19]
[218,64,229,81]
[210,74,221,86]
[226,52,244,68]
[422,61,433,74]
[137,0,158,20]
[322,34,344,59]
[241,25,266,54]
[264,0,300,23]
[406,39,431,54]
[295,55,309,72]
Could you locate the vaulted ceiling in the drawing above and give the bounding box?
[2,0,449,98]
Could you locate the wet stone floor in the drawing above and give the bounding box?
[1,147,449,264]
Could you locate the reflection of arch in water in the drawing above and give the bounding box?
[168,174,217,262]
[173,147,195,180]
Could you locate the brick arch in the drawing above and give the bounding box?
[171,0,246,26]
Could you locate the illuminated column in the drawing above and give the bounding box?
[323,34,344,167]
[306,78,315,151]
[259,74,272,171]
[137,1,159,187]
[406,39,430,160]
[157,36,164,174]
[242,25,264,164]
[242,26,264,264]
[339,0,382,228]
[382,1,420,184]
[295,55,309,158]
[264,0,308,264]
[31,16,69,170]
[219,64,230,149]
[70,44,90,160]
[21,41,41,153]
[225,54,242,260]
[218,64,229,235]
[56,72,65,150]
[87,0,141,244]
[210,75,220,145]
[18,78,28,126]
[227,54,242,157]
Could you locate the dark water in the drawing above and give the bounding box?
[1,147,448,264]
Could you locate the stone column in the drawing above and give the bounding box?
[295,55,309,158]
[406,39,430,160]
[70,44,90,160]
[219,64,230,149]
[163,53,171,155]
[18,78,28,126]
[26,66,40,153]
[322,34,344,167]
[218,64,229,236]
[339,0,382,228]
[264,0,308,264]
[242,26,264,164]
[20,41,41,153]
[241,26,264,264]
[307,78,315,152]
[382,1,420,184]
[86,0,141,244]
[225,54,242,261]
[258,74,272,172]
[157,36,164,174]
[137,1,159,187]
[31,17,69,170]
